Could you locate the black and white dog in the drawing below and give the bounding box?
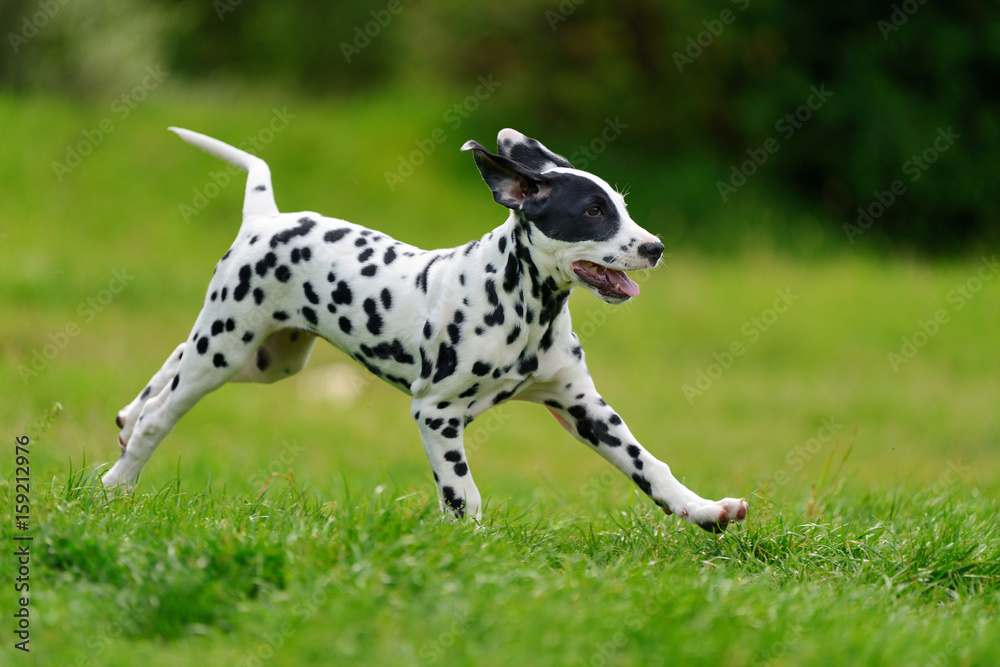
[102,127,747,532]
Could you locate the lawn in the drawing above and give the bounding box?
[1,92,998,666]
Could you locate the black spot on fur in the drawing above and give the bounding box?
[453,462,468,475]
[415,255,442,293]
[339,317,352,334]
[363,298,383,335]
[458,384,479,398]
[213,353,228,368]
[273,311,289,321]
[211,320,224,336]
[221,287,228,301]
[270,217,316,249]
[256,252,277,277]
[197,337,209,355]
[171,374,179,390]
[433,343,458,383]
[380,288,392,310]
[302,307,318,326]
[354,237,367,247]
[256,348,271,371]
[442,427,459,439]
[517,354,538,375]
[567,405,621,448]
[242,331,255,344]
[444,450,462,462]
[358,247,374,263]
[483,278,504,326]
[254,287,265,305]
[324,228,350,243]
[383,247,397,264]
[419,348,432,379]
[423,321,432,339]
[361,264,378,277]
[275,265,291,282]
[303,282,319,305]
[441,486,465,518]
[632,473,652,496]
[331,281,353,305]
[234,264,252,302]
[254,184,266,192]
[472,361,492,376]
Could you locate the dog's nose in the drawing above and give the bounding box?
[637,241,664,264]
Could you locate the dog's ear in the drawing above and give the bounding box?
[496,128,574,171]
[461,140,550,211]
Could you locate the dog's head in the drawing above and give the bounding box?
[462,129,663,304]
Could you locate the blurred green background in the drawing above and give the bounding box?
[2,0,998,254]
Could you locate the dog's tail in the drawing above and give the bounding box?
[168,127,279,221]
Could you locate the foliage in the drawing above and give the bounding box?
[1,0,997,253]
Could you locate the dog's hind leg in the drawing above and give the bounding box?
[102,318,261,493]
[115,343,185,453]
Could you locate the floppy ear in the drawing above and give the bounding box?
[496,128,574,171]
[461,140,550,211]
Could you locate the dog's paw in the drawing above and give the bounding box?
[665,497,748,533]
[101,458,141,496]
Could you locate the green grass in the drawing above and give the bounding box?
[1,92,998,665]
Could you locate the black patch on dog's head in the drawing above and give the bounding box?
[464,139,621,243]
[521,172,621,243]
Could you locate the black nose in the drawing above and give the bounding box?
[637,241,664,264]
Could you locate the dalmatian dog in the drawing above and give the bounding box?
[101,126,748,533]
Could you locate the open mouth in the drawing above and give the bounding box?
[572,261,640,300]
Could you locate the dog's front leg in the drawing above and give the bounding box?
[529,372,747,533]
[411,398,482,521]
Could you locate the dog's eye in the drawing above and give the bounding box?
[585,206,602,217]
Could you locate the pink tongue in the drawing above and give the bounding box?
[607,269,640,297]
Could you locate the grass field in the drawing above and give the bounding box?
[2,92,999,666]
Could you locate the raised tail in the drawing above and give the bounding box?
[168,127,279,221]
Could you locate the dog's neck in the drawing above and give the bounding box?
[440,213,573,351]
